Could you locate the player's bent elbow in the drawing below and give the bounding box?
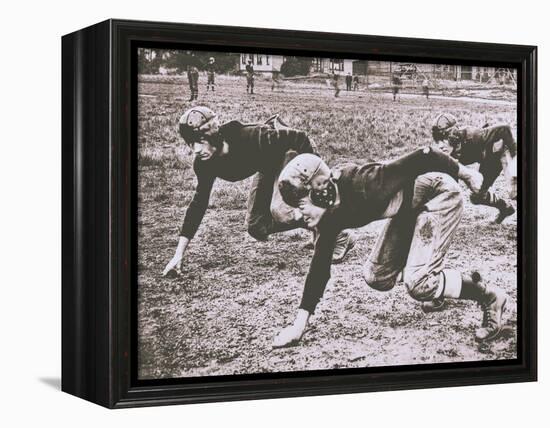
[270,200,298,225]
[270,204,287,224]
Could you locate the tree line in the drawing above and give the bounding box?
[138,49,314,77]
[138,49,240,74]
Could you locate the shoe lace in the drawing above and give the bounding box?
[480,299,497,329]
[481,302,489,328]
[333,233,348,250]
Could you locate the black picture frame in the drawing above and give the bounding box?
[62,19,537,408]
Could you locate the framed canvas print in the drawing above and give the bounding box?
[62,19,537,408]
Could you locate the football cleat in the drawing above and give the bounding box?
[475,285,507,342]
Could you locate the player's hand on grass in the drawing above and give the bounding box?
[162,253,184,277]
[162,236,190,277]
[272,309,310,348]
[272,323,306,348]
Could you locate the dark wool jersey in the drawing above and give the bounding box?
[187,66,199,78]
[448,124,517,165]
[179,121,315,239]
[299,148,460,314]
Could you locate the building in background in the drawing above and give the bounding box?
[357,61,517,83]
[239,54,284,73]
[238,54,355,75]
[309,58,354,75]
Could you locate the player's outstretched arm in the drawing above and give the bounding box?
[162,236,190,277]
[162,169,215,277]
[272,309,310,348]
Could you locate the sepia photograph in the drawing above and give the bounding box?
[136,48,518,380]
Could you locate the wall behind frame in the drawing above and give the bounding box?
[0,0,546,427]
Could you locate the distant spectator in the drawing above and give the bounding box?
[422,77,430,99]
[499,70,506,85]
[187,65,199,101]
[333,73,341,97]
[392,73,401,101]
[353,75,359,91]
[271,70,283,91]
[345,73,352,91]
[245,60,255,94]
[206,57,216,92]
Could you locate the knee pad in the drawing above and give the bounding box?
[362,262,397,291]
[404,271,441,302]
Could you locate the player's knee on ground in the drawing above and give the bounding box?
[362,261,398,291]
[404,270,441,302]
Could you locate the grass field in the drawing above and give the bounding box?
[137,74,517,379]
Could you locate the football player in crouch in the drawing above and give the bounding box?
[423,113,518,314]
[431,113,517,224]
[272,147,509,348]
[162,106,355,276]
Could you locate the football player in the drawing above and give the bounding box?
[272,148,509,348]
[162,106,355,276]
[431,113,517,223]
